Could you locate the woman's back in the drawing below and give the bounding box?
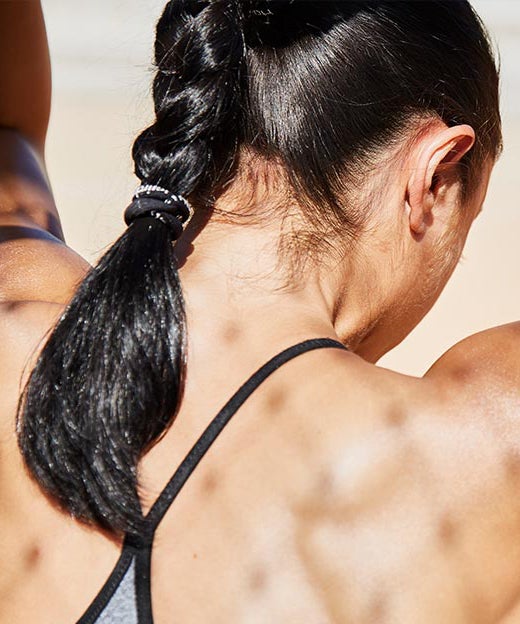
[1,1,519,622]
[3,227,520,623]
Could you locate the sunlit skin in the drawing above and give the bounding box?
[3,3,520,624]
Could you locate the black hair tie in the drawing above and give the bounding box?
[124,184,193,240]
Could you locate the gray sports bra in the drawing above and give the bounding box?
[75,337,348,623]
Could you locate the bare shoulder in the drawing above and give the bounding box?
[0,129,91,304]
[292,336,520,623]
[0,299,65,362]
[0,130,91,427]
[0,301,65,434]
[422,322,520,445]
[425,321,520,389]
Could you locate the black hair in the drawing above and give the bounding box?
[17,0,502,537]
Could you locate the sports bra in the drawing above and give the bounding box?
[75,337,348,624]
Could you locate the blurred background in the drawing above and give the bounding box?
[42,0,520,376]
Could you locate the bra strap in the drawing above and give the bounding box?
[143,337,348,530]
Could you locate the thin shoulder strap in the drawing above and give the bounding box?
[144,337,348,530]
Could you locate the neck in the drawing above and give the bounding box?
[176,209,390,365]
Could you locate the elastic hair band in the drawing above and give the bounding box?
[124,184,193,240]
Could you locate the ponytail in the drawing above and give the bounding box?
[17,0,499,537]
[16,0,246,537]
[17,207,188,535]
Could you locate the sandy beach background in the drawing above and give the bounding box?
[42,0,520,377]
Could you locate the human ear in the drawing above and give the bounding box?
[406,124,475,236]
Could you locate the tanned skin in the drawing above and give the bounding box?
[1,2,519,623]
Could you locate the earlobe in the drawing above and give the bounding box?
[406,123,476,237]
[407,191,433,236]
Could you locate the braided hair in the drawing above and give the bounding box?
[17,0,502,537]
[17,0,247,537]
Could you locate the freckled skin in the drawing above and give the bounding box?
[265,387,286,412]
[24,547,40,568]
[222,322,241,344]
[503,450,520,482]
[248,565,268,593]
[366,592,389,623]
[436,514,459,548]
[1,97,520,624]
[385,405,408,428]
[200,471,218,494]
[4,0,519,618]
